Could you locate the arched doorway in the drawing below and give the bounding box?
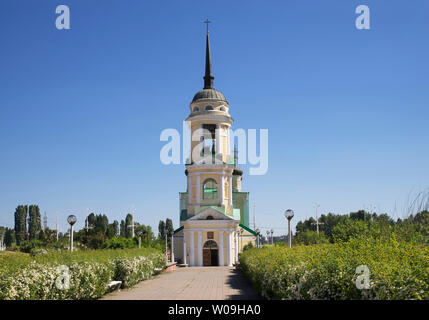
[203,240,218,266]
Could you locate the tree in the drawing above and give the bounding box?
[295,230,329,245]
[332,219,369,242]
[120,220,125,237]
[112,220,119,237]
[135,224,155,246]
[14,205,28,245]
[39,228,56,244]
[125,214,133,238]
[28,205,42,240]
[87,213,96,229]
[4,228,15,247]
[94,214,109,234]
[165,218,174,236]
[87,232,105,249]
[158,220,166,240]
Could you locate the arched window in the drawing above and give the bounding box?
[203,240,217,248]
[203,178,217,199]
[206,215,214,220]
[219,106,226,112]
[205,105,214,111]
[193,106,199,112]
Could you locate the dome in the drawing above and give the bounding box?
[192,88,226,103]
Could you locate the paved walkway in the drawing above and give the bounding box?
[102,267,260,300]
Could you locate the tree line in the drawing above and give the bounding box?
[1,205,177,252]
[293,209,429,245]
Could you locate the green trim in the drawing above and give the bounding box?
[239,223,258,236]
[174,226,184,234]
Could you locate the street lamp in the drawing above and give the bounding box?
[270,229,274,245]
[136,231,142,249]
[284,209,294,248]
[239,229,244,252]
[67,215,77,252]
[266,230,270,245]
[255,228,260,248]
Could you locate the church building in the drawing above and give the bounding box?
[173,26,257,266]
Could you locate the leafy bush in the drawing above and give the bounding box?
[18,240,45,253]
[243,242,254,251]
[239,237,429,300]
[295,230,329,245]
[102,237,137,249]
[0,248,165,300]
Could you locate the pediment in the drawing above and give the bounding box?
[189,207,233,221]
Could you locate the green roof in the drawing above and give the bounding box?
[173,226,184,234]
[239,224,258,236]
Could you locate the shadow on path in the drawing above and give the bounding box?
[225,268,262,300]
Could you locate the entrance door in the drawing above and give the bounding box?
[203,249,211,266]
[210,249,218,266]
[203,240,218,266]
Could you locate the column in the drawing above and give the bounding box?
[216,124,222,158]
[197,231,203,266]
[226,126,230,160]
[219,174,224,205]
[226,231,232,266]
[183,231,187,265]
[219,231,224,266]
[187,174,192,205]
[198,124,203,159]
[229,175,233,206]
[189,231,195,266]
[196,173,201,205]
[235,231,239,263]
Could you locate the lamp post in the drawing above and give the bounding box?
[270,229,274,245]
[137,231,142,249]
[255,228,260,248]
[284,209,294,248]
[266,230,270,245]
[67,215,77,252]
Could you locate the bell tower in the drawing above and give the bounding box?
[178,24,250,227]
[174,22,256,267]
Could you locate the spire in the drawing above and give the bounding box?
[203,19,214,89]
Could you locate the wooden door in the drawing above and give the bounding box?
[203,249,211,266]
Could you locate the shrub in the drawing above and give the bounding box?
[243,242,254,251]
[18,240,45,253]
[295,230,329,245]
[239,237,429,300]
[102,237,136,249]
[0,248,165,300]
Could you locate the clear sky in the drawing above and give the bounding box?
[1,0,428,236]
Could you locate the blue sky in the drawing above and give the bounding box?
[0,0,428,235]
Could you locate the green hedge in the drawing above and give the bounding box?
[0,248,165,300]
[239,237,429,300]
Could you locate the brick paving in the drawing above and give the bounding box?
[101,267,261,300]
